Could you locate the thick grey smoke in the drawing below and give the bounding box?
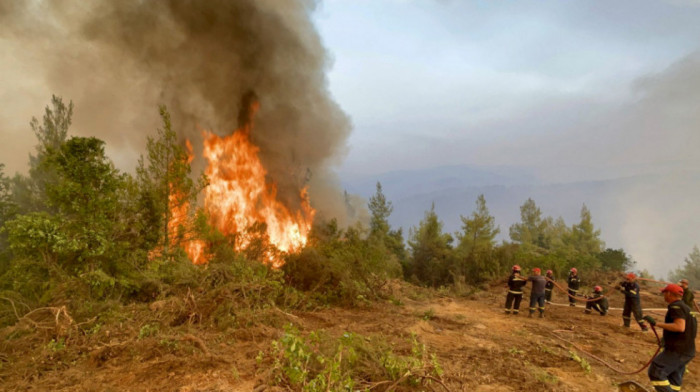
[0,0,352,221]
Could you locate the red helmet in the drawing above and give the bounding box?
[570,268,578,274]
[533,268,541,274]
[594,286,602,293]
[512,265,521,272]
[546,270,553,275]
[626,273,637,280]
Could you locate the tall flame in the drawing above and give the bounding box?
[195,102,314,266]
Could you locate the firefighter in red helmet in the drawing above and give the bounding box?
[544,270,555,303]
[505,265,527,315]
[584,285,608,315]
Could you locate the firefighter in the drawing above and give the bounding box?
[527,268,547,318]
[567,267,580,306]
[544,270,555,303]
[505,265,527,315]
[643,284,697,392]
[618,273,648,331]
[678,279,696,312]
[584,286,608,315]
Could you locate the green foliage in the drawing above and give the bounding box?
[268,325,442,391]
[454,194,500,283]
[509,198,548,248]
[283,219,401,305]
[669,245,700,289]
[136,105,206,257]
[138,323,160,339]
[405,204,455,287]
[569,350,591,374]
[46,337,66,352]
[597,248,634,271]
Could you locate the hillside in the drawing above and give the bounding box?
[1,279,693,392]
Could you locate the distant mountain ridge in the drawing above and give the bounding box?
[341,165,700,278]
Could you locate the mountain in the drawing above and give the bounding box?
[341,165,700,278]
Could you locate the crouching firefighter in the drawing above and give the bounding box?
[643,284,697,392]
[505,265,527,315]
[619,273,648,331]
[584,286,608,315]
[527,268,547,318]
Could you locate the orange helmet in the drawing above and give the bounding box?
[594,286,602,293]
[533,268,541,274]
[512,265,521,272]
[626,273,637,280]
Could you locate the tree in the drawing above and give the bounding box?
[509,198,549,249]
[367,182,407,266]
[669,246,700,290]
[455,194,500,282]
[136,106,205,255]
[406,204,454,286]
[597,248,634,271]
[11,95,73,214]
[0,164,18,270]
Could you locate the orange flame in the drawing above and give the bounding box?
[199,109,314,266]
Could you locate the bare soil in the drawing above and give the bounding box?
[1,281,697,392]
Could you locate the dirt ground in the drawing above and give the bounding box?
[1,281,697,392]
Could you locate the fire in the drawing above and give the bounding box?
[199,105,315,266]
[162,99,315,266]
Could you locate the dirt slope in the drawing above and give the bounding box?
[1,282,697,392]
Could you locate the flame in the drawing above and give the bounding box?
[199,107,314,266]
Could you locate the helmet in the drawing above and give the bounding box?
[533,268,541,274]
[594,286,602,293]
[512,265,521,272]
[626,273,636,280]
[546,270,553,275]
[570,267,578,274]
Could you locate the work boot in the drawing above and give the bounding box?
[505,310,511,315]
[528,312,533,318]
[640,323,649,332]
[584,309,591,314]
[569,303,576,307]
[539,312,544,319]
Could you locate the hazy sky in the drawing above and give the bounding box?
[313,0,700,182]
[310,0,700,277]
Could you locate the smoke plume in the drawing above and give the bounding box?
[0,0,352,221]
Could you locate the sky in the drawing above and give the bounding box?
[313,0,700,182]
[310,0,700,277]
[2,0,700,277]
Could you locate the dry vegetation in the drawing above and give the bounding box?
[1,277,694,392]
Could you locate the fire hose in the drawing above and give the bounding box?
[636,277,700,314]
[551,325,662,375]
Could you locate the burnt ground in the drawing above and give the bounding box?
[0,281,697,392]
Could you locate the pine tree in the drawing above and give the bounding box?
[455,194,500,282]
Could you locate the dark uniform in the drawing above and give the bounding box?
[567,272,580,306]
[545,273,554,303]
[585,293,609,315]
[621,280,648,331]
[505,272,527,315]
[528,275,547,318]
[682,287,695,310]
[648,300,697,391]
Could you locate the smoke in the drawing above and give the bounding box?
[0,0,353,222]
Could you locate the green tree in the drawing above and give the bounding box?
[367,182,407,267]
[454,194,500,282]
[509,198,549,249]
[11,95,73,213]
[406,204,454,286]
[669,245,700,290]
[0,164,18,271]
[597,248,634,271]
[136,105,206,256]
